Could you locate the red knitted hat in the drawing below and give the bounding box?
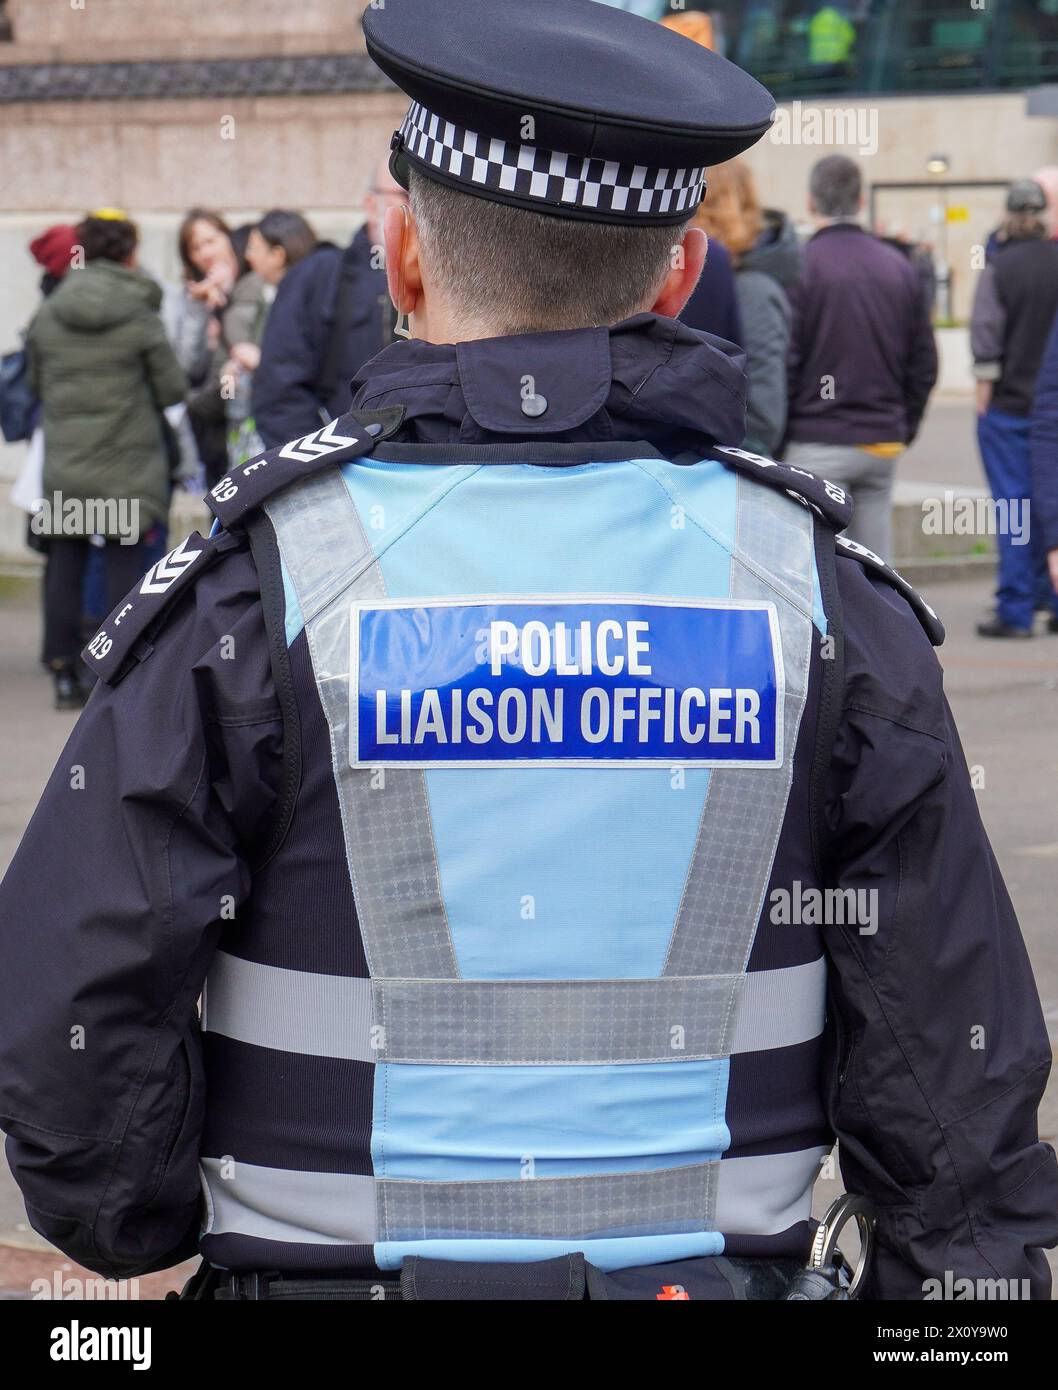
[29,224,78,279]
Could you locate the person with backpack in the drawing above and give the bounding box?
[0,225,78,450]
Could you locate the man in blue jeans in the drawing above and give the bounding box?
[971,180,1058,637]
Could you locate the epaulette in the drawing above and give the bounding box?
[711,443,854,532]
[81,528,241,685]
[835,534,944,646]
[204,406,405,530]
[81,407,405,685]
[711,444,944,646]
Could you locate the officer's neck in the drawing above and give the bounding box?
[408,293,662,346]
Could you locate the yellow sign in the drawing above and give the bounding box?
[946,205,970,223]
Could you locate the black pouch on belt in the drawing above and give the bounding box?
[400,1254,587,1300]
[584,1255,803,1300]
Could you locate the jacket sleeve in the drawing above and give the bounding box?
[902,272,938,444]
[161,287,212,384]
[970,265,1006,381]
[0,544,282,1277]
[823,558,1057,1299]
[184,344,228,426]
[142,312,188,411]
[252,252,334,448]
[737,273,790,457]
[1030,308,1058,556]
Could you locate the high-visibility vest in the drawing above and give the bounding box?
[198,446,830,1274]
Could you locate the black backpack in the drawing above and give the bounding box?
[0,347,37,443]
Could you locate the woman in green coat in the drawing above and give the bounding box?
[27,213,186,707]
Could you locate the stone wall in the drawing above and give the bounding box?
[0,89,407,212]
[3,0,365,62]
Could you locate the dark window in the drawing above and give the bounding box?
[662,0,1058,96]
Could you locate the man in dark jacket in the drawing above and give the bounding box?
[252,157,404,447]
[973,180,1058,637]
[1030,305,1058,621]
[785,155,938,562]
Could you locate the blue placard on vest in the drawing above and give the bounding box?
[349,596,784,769]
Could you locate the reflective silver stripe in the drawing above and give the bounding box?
[378,1162,716,1241]
[202,951,376,1062]
[729,957,825,1055]
[378,960,824,1063]
[265,471,459,980]
[200,952,824,1064]
[714,1146,826,1235]
[377,976,738,1063]
[265,464,381,620]
[200,1148,824,1247]
[664,479,815,976]
[200,1157,378,1244]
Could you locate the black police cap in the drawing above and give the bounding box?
[362,0,775,226]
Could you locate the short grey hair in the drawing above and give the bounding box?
[407,167,688,336]
[809,154,862,220]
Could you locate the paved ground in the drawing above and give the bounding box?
[0,407,1055,1293]
[900,397,983,491]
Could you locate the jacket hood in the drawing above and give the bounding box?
[741,209,802,289]
[49,261,163,332]
[351,313,748,451]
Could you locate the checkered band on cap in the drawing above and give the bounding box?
[396,101,706,219]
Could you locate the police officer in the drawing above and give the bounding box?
[0,0,1054,1302]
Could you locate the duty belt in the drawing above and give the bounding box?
[177,1195,877,1302]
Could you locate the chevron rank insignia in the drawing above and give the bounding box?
[205,411,401,531]
[81,529,240,686]
[139,534,202,594]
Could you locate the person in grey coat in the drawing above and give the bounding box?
[694,158,800,456]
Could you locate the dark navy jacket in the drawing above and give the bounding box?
[0,316,1054,1297]
[252,227,392,449]
[1031,307,1058,554]
[786,223,938,447]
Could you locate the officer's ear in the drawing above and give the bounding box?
[383,203,423,320]
[649,226,707,320]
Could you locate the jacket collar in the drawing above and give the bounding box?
[809,220,866,241]
[350,313,747,450]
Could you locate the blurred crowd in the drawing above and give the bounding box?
[4,141,1058,709]
[1,156,407,706]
